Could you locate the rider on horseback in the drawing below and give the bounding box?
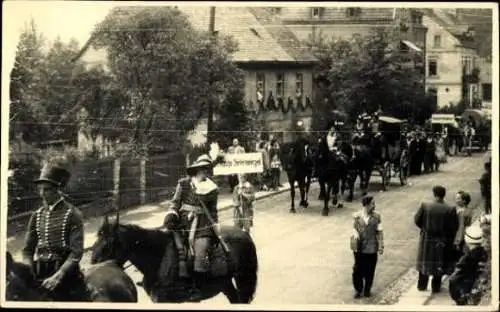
[161,154,221,302]
[21,163,88,301]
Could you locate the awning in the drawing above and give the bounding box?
[402,40,422,53]
[379,115,403,124]
[430,114,460,128]
[461,109,491,128]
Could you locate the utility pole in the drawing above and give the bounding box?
[206,6,216,144]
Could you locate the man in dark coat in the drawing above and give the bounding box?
[414,185,459,293]
[408,132,419,176]
[22,163,88,301]
[423,135,436,173]
[416,131,426,174]
[478,157,491,214]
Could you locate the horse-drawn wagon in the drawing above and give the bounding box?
[461,109,491,152]
[376,115,409,188]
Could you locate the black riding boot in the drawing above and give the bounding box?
[187,272,205,302]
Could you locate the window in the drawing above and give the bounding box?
[347,7,361,17]
[462,56,472,74]
[311,7,323,18]
[482,83,492,102]
[433,35,441,48]
[276,73,285,99]
[428,58,438,76]
[256,73,265,103]
[296,73,303,98]
[428,87,438,106]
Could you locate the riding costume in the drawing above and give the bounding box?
[22,164,88,301]
[161,154,220,302]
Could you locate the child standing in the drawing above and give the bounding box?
[233,174,256,233]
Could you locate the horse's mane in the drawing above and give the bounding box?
[118,223,172,252]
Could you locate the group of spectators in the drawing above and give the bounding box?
[349,156,492,305]
[225,135,283,193]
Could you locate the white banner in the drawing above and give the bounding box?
[213,153,264,175]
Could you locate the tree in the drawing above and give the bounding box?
[305,27,431,129]
[90,6,243,156]
[72,66,129,156]
[9,21,89,146]
[9,19,47,143]
[38,37,87,143]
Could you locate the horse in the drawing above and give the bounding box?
[350,134,376,196]
[5,251,138,302]
[90,215,258,304]
[315,139,352,216]
[281,138,314,213]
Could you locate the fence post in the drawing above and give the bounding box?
[140,156,147,205]
[113,157,121,210]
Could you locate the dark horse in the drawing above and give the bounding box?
[315,139,353,216]
[90,215,258,303]
[351,134,376,196]
[5,251,138,302]
[282,138,314,213]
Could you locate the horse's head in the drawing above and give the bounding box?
[91,214,128,267]
[5,252,48,301]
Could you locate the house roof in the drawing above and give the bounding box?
[75,6,317,65]
[421,9,479,50]
[247,7,317,63]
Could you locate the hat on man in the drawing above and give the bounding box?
[34,163,71,188]
[187,154,213,176]
[464,224,483,245]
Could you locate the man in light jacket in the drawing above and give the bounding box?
[351,195,384,299]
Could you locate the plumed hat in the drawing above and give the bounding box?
[464,224,483,245]
[187,154,213,176]
[34,163,71,187]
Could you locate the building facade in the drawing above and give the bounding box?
[269,7,427,47]
[422,9,483,109]
[479,58,492,108]
[77,6,318,149]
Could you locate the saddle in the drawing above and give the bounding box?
[175,232,230,278]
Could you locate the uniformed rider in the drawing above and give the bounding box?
[21,163,88,301]
[371,112,381,138]
[162,154,221,302]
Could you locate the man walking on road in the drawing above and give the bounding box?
[351,195,384,299]
[414,185,459,293]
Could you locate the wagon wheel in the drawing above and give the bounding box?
[399,149,409,186]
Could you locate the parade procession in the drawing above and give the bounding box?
[2,2,496,310]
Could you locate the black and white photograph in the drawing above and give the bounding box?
[1,1,498,309]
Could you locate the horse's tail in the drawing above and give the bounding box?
[235,234,258,303]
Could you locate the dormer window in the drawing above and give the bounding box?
[270,7,281,14]
[409,11,423,25]
[465,27,476,39]
[346,7,362,18]
[311,7,323,18]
